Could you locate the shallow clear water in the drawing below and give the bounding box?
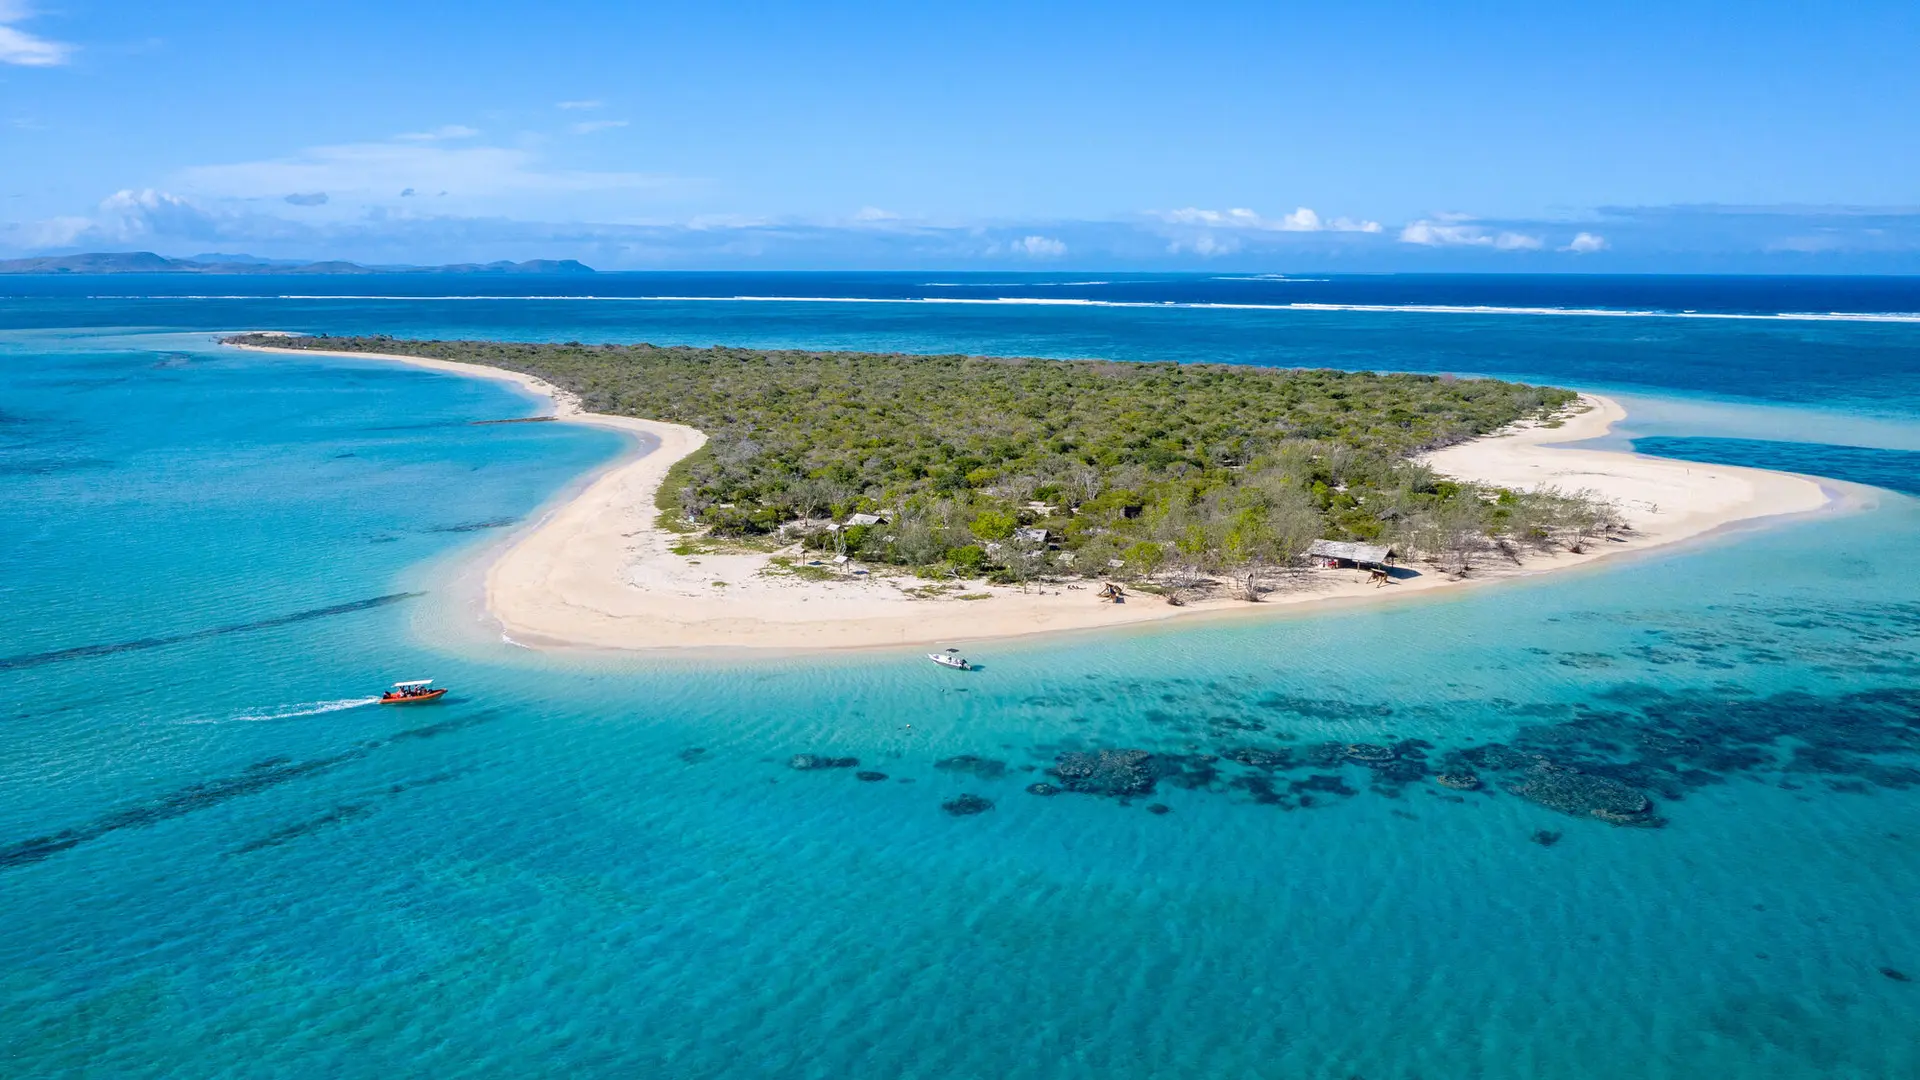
[3,277,1919,1078]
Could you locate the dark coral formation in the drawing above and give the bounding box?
[934,755,1008,780]
[942,794,994,816]
[1507,764,1659,826]
[788,754,859,771]
[765,600,1920,836]
[1049,750,1160,797]
[1222,746,1292,769]
[855,771,889,782]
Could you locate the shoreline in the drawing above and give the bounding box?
[229,341,1837,653]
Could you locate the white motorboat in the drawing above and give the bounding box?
[927,649,972,670]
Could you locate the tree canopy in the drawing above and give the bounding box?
[232,334,1603,590]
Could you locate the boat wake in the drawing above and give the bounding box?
[183,697,382,725]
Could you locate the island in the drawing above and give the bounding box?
[223,333,1834,650]
[0,252,594,275]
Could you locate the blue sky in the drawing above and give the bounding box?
[3,1,1918,270]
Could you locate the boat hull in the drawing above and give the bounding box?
[380,688,448,704]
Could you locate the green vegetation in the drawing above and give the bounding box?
[232,334,1610,594]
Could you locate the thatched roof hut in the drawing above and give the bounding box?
[1307,539,1396,569]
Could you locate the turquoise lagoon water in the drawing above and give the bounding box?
[4,279,1920,1078]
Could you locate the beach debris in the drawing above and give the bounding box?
[788,754,859,771]
[941,794,994,816]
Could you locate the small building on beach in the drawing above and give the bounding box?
[1307,539,1396,570]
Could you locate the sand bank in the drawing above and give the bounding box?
[232,343,1833,652]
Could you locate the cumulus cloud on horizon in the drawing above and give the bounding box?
[11,182,1920,272]
[1399,218,1544,250]
[1160,206,1383,234]
[0,1,69,66]
[1011,235,1067,258]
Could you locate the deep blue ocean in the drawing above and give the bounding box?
[4,274,1919,1078]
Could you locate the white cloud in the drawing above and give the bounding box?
[1563,231,1608,253]
[0,2,70,66]
[175,139,675,202]
[556,100,604,110]
[1015,235,1066,258]
[568,119,629,135]
[1400,218,1543,250]
[395,124,480,142]
[852,206,900,222]
[16,189,226,248]
[1159,205,1381,233]
[1167,233,1242,257]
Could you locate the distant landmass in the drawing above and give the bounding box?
[0,252,595,275]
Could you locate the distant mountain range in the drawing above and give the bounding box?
[0,252,596,275]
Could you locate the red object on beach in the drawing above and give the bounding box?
[380,679,447,704]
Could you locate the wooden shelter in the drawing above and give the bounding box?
[1307,539,1396,570]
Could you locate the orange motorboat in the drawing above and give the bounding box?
[381,678,447,704]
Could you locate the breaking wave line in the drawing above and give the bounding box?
[83,294,1920,323]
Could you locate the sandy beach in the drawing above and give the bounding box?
[232,343,1834,651]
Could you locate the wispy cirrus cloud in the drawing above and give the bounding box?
[173,138,679,204]
[0,1,70,66]
[568,119,629,135]
[395,124,480,142]
[556,100,605,110]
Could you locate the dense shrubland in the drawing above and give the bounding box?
[232,335,1615,592]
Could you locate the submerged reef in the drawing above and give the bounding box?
[773,655,1920,836]
[1506,764,1661,826]
[934,755,1008,780]
[789,754,859,771]
[942,794,994,816]
[1049,749,1161,796]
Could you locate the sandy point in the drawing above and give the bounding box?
[229,343,1837,653]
